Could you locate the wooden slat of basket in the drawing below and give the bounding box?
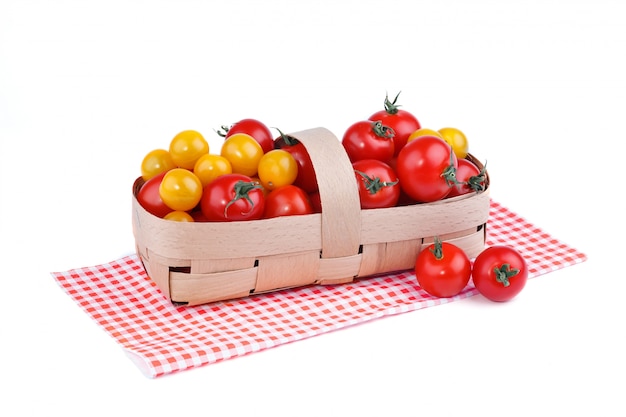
[292,127,362,259]
[170,268,257,305]
[254,251,320,292]
[132,195,324,259]
[359,189,490,245]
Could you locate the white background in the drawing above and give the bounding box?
[1,0,625,416]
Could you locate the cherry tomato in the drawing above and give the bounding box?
[472,246,528,302]
[308,190,322,213]
[136,172,173,218]
[220,118,274,154]
[159,168,203,212]
[352,159,400,209]
[140,149,176,181]
[201,174,265,222]
[274,130,318,193]
[368,92,421,156]
[396,135,458,203]
[264,185,313,218]
[193,154,233,187]
[438,127,469,159]
[169,130,209,170]
[447,158,487,197]
[342,120,395,164]
[257,149,298,191]
[415,237,471,298]
[164,211,195,222]
[407,128,443,143]
[220,133,264,177]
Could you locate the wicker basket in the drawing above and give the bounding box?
[132,127,490,306]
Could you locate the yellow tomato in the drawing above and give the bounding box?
[257,149,298,190]
[164,211,195,222]
[407,128,443,143]
[220,133,264,177]
[193,154,233,187]
[169,130,209,169]
[438,127,469,159]
[140,149,176,181]
[159,168,203,211]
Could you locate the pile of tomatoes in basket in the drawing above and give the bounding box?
[136,92,487,223]
[137,118,320,222]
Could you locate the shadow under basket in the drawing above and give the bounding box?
[132,127,491,306]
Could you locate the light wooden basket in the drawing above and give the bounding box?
[132,127,490,306]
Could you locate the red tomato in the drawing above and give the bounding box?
[136,172,173,218]
[472,246,528,302]
[415,237,472,298]
[352,159,400,209]
[274,129,318,193]
[264,185,314,218]
[447,158,487,197]
[220,118,274,154]
[308,190,322,213]
[368,92,421,156]
[200,174,265,222]
[342,120,395,164]
[396,135,458,203]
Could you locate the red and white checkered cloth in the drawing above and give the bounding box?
[51,200,586,378]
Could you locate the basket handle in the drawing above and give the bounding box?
[288,127,362,259]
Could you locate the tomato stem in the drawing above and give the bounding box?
[370,121,395,139]
[216,125,230,138]
[466,161,487,192]
[224,180,263,218]
[429,236,444,260]
[493,263,520,287]
[441,146,460,187]
[354,170,399,194]
[383,91,402,115]
[273,127,299,146]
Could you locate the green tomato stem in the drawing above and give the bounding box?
[466,160,487,192]
[441,146,460,187]
[354,170,399,194]
[370,121,395,139]
[429,236,444,260]
[493,263,520,287]
[383,91,402,115]
[224,180,263,218]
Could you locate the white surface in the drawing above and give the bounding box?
[1,0,624,415]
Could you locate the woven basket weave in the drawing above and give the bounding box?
[132,127,490,305]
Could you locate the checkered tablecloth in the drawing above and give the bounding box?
[51,200,587,378]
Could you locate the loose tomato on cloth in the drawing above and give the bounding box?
[219,118,274,154]
[137,171,173,218]
[263,185,313,218]
[396,135,458,202]
[342,120,396,164]
[352,159,400,209]
[447,158,487,197]
[472,246,528,302]
[274,129,318,193]
[368,92,421,156]
[415,237,472,298]
[201,174,265,222]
